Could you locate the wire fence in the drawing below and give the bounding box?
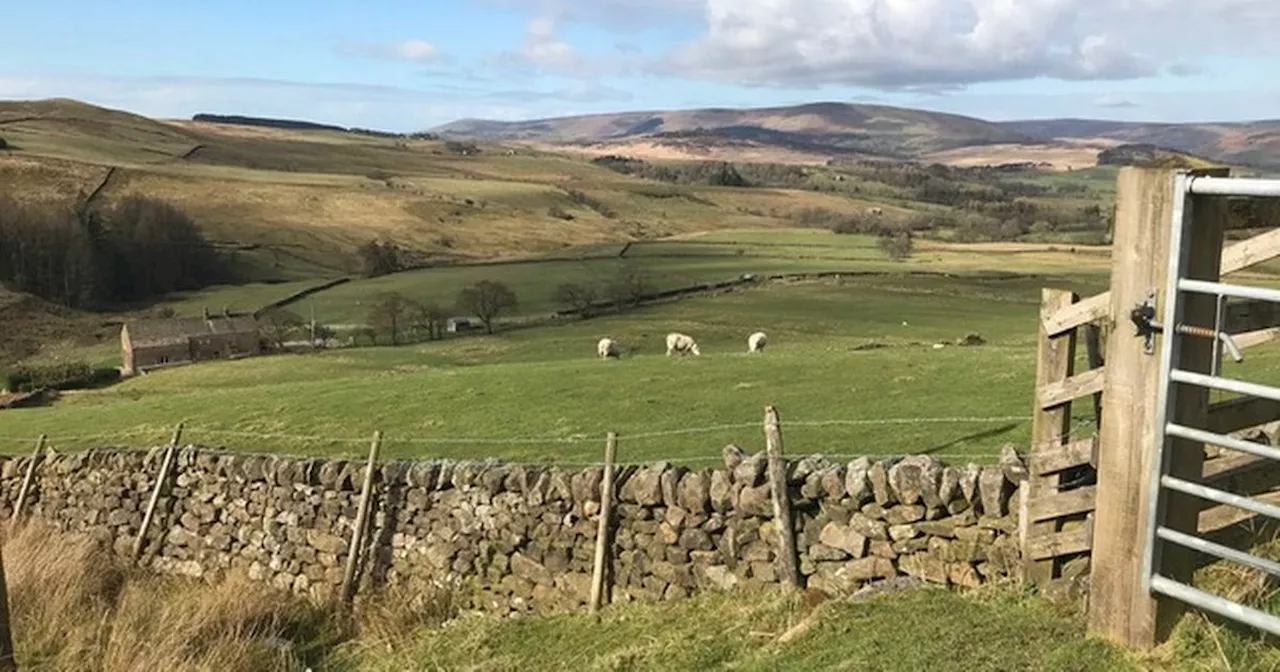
[0,413,1064,467]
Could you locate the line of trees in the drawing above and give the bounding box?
[363,279,520,345]
[552,264,653,318]
[0,195,229,308]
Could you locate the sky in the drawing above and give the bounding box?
[2,0,1280,132]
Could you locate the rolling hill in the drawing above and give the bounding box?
[1000,117,1280,170]
[433,101,1280,170]
[433,102,1041,162]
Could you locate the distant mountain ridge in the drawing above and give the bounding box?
[431,102,1280,170]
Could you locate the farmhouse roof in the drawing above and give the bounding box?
[124,315,259,347]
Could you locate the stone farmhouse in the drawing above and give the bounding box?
[121,308,262,376]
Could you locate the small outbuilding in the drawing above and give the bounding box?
[121,308,261,376]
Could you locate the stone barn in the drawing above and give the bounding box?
[121,309,262,376]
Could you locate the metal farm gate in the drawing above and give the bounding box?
[1143,174,1280,637]
[1026,167,1280,649]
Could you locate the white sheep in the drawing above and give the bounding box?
[597,337,620,359]
[665,332,701,357]
[748,331,767,353]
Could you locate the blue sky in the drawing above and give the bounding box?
[2,0,1280,131]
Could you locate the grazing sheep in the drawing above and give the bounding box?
[597,337,620,359]
[665,332,701,357]
[748,331,767,353]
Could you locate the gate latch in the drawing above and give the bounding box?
[1126,292,1246,364]
[1130,294,1162,355]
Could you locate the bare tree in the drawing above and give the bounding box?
[411,299,448,341]
[608,263,652,310]
[258,308,304,350]
[368,292,413,345]
[553,281,600,317]
[456,280,518,334]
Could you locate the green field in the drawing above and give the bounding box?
[9,225,1280,464]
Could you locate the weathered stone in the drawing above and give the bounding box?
[676,471,710,513]
[888,456,943,507]
[709,470,734,512]
[884,505,926,525]
[789,456,830,486]
[570,468,602,504]
[845,457,872,505]
[998,445,1028,484]
[948,563,982,588]
[978,467,1010,516]
[860,503,887,521]
[511,552,554,586]
[1062,556,1091,580]
[1042,576,1089,608]
[820,466,846,501]
[977,515,1018,535]
[800,472,824,500]
[844,556,898,582]
[701,565,740,591]
[808,543,849,562]
[899,552,950,584]
[660,465,686,509]
[891,538,931,554]
[916,519,959,539]
[848,513,889,541]
[656,522,680,545]
[954,526,995,544]
[723,444,746,471]
[622,466,664,506]
[750,561,777,583]
[959,464,982,503]
[305,530,346,556]
[738,484,772,517]
[869,540,898,559]
[947,499,972,516]
[679,528,714,552]
[733,453,766,487]
[888,524,919,542]
[819,521,869,558]
[869,459,898,505]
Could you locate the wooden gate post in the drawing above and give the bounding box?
[1087,167,1229,648]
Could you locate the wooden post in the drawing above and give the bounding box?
[763,406,801,589]
[133,423,184,561]
[11,434,45,523]
[1088,167,1229,648]
[589,432,618,613]
[0,542,15,672]
[1025,289,1078,585]
[341,431,382,606]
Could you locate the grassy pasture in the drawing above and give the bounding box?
[0,269,1131,462]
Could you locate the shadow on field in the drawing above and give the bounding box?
[921,423,1021,455]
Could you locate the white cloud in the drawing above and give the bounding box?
[1094,93,1139,108]
[391,39,441,63]
[338,39,445,64]
[615,0,1280,90]
[489,16,627,77]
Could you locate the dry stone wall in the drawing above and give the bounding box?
[0,443,1032,614]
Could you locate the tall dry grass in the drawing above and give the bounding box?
[1,521,339,671]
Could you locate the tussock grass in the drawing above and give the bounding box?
[0,520,1277,670]
[1153,536,1280,671]
[3,520,337,671]
[334,585,1137,671]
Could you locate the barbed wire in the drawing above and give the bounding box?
[0,413,1036,448]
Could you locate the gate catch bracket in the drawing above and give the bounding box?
[1130,293,1162,355]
